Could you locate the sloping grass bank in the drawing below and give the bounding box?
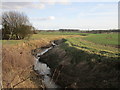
[40,39,119,88]
[66,37,119,57]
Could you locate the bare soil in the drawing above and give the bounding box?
[2,39,55,88]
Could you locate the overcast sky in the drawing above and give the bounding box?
[1,0,119,30]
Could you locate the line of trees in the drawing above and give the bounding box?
[59,29,79,32]
[58,29,120,34]
[80,29,120,34]
[2,11,35,40]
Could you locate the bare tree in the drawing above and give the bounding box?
[2,11,33,40]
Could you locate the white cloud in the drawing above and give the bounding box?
[48,16,55,20]
[1,0,70,10]
[1,1,118,30]
[30,3,45,9]
[2,0,119,2]
[41,0,71,5]
[2,0,117,10]
[2,2,45,10]
[31,16,55,21]
[32,13,118,30]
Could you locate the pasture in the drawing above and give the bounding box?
[63,33,119,57]
[2,32,119,57]
[83,33,119,46]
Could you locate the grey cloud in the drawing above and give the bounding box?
[1,0,71,10]
[2,0,71,10]
[2,2,45,10]
[2,0,118,2]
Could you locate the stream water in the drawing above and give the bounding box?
[34,42,58,88]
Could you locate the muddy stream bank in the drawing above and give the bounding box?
[32,39,120,88]
[32,39,63,88]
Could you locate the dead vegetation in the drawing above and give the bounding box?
[2,35,119,88]
[2,39,54,88]
[2,35,75,88]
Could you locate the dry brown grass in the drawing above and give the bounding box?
[2,35,78,88]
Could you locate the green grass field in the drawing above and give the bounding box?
[2,32,80,45]
[60,33,119,57]
[37,31,89,36]
[83,33,119,46]
[2,32,119,57]
[65,37,118,57]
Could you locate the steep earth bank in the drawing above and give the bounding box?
[2,36,119,88]
[39,39,120,88]
[2,37,67,88]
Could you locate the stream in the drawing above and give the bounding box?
[33,41,58,88]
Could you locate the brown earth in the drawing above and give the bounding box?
[3,35,119,88]
[2,40,50,88]
[2,35,79,88]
